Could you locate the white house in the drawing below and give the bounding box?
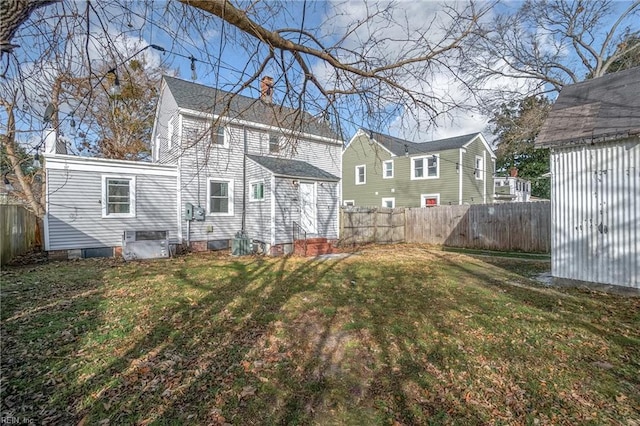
[494,176,531,203]
[44,76,343,258]
[536,67,640,294]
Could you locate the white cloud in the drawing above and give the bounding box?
[307,1,539,143]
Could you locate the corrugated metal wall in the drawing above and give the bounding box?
[551,139,639,289]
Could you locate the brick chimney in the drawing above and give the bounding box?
[509,167,518,177]
[260,76,273,103]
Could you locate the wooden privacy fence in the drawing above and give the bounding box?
[1,204,39,265]
[341,207,405,245]
[341,202,551,253]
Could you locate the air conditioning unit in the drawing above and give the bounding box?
[122,230,170,261]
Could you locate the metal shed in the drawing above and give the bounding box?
[536,67,640,293]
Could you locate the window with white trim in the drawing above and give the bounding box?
[167,115,176,149]
[421,193,440,207]
[382,197,395,208]
[102,176,135,218]
[208,179,234,215]
[184,118,229,148]
[269,133,280,153]
[383,160,394,178]
[343,200,355,207]
[250,180,264,201]
[355,165,366,185]
[213,126,226,146]
[475,156,483,180]
[411,155,439,179]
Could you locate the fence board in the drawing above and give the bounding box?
[1,204,38,265]
[342,202,550,253]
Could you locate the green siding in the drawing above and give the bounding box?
[342,132,495,207]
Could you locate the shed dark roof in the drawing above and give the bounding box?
[247,155,340,181]
[163,76,341,141]
[536,66,640,147]
[363,129,482,156]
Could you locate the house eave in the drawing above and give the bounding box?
[177,107,343,147]
[536,130,640,149]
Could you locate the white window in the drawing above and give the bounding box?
[250,180,264,201]
[269,133,280,153]
[102,176,135,218]
[383,160,394,179]
[355,165,366,185]
[381,197,395,208]
[343,200,355,207]
[411,155,439,179]
[475,156,484,180]
[207,179,234,215]
[167,115,176,149]
[213,126,226,146]
[184,118,229,148]
[421,193,440,207]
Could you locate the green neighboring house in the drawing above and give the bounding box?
[342,129,496,207]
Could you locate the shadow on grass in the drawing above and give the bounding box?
[2,249,638,424]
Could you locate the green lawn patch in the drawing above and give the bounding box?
[1,246,638,425]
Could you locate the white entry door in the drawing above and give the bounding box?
[299,182,317,234]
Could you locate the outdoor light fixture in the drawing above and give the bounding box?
[455,162,459,173]
[190,56,197,81]
[33,152,41,168]
[3,175,13,191]
[43,103,55,124]
[404,144,409,157]
[108,68,121,96]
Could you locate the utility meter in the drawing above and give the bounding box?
[194,206,206,221]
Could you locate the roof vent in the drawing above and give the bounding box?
[260,76,274,103]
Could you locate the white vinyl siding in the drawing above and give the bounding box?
[45,156,178,251]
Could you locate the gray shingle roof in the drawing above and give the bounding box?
[247,154,340,181]
[163,76,341,141]
[536,66,640,147]
[363,129,481,156]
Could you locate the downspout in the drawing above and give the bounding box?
[458,148,463,205]
[241,125,247,233]
[483,150,487,203]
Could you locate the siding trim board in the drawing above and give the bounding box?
[45,154,178,177]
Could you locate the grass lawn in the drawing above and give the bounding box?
[1,244,638,425]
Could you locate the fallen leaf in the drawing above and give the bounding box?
[240,385,257,399]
